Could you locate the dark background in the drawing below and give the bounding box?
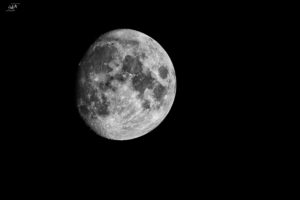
[1,1,269,190]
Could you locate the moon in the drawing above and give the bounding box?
[77,29,176,140]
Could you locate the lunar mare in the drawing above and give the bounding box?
[77,29,176,140]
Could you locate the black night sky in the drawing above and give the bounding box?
[2,1,263,186]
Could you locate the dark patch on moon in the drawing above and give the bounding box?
[95,93,110,116]
[153,83,167,102]
[78,84,111,118]
[81,44,117,75]
[122,55,143,74]
[131,71,156,95]
[142,99,151,110]
[158,65,169,79]
[91,45,116,73]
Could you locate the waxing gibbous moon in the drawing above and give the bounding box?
[77,29,176,140]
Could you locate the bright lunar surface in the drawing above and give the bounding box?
[77,29,176,140]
